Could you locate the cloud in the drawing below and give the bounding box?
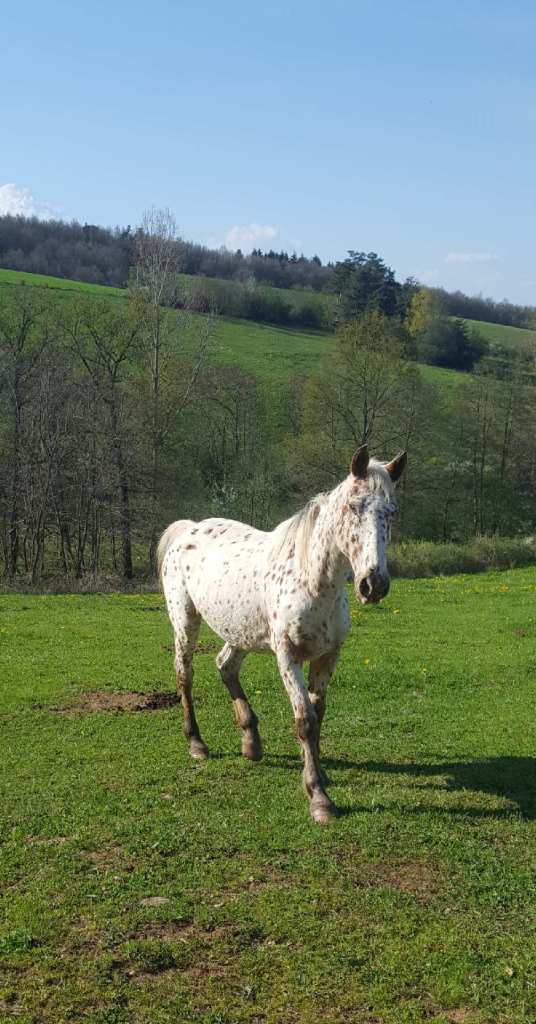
[224,223,279,251]
[0,183,55,219]
[445,251,499,266]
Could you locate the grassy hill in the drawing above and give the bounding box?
[0,266,124,299]
[3,266,534,359]
[0,267,470,390]
[0,267,333,383]
[466,317,536,351]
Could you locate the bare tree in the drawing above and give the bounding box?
[0,290,51,578]
[64,297,143,579]
[134,208,182,568]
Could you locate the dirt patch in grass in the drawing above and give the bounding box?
[82,843,135,873]
[370,860,439,897]
[134,920,192,941]
[52,690,179,714]
[25,834,71,846]
[330,844,440,899]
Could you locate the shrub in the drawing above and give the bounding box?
[389,535,536,578]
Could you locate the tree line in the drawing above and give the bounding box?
[1,213,535,331]
[1,288,535,584]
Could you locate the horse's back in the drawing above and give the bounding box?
[164,516,272,649]
[158,519,197,581]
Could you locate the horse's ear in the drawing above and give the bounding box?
[350,445,369,479]
[385,451,407,483]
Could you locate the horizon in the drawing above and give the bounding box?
[1,204,535,312]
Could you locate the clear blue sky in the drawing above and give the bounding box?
[3,0,536,303]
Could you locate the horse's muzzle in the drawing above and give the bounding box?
[357,571,390,605]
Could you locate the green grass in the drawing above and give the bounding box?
[216,316,332,380]
[0,267,124,299]
[2,265,533,365]
[0,267,332,383]
[465,318,536,352]
[2,569,536,1022]
[1,267,469,392]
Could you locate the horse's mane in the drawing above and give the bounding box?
[270,460,394,575]
[271,492,329,573]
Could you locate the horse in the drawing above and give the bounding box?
[158,444,406,823]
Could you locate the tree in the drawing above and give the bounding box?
[0,289,51,577]
[407,287,442,339]
[418,318,488,371]
[288,310,431,527]
[407,289,489,371]
[133,208,183,569]
[64,297,144,579]
[332,252,402,321]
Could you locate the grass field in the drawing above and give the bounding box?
[2,569,536,1023]
[466,318,536,352]
[0,267,466,392]
[0,268,125,300]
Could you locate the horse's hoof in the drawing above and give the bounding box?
[242,733,263,761]
[189,739,209,759]
[310,797,338,825]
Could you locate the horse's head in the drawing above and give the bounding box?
[335,445,406,605]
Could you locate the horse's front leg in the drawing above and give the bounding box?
[308,649,340,751]
[276,639,338,825]
[308,649,340,783]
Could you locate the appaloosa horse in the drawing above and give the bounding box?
[158,445,406,823]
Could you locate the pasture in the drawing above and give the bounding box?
[465,318,536,353]
[0,267,525,385]
[2,569,536,1023]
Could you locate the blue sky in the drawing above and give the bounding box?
[3,0,536,303]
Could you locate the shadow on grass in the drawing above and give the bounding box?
[266,754,536,819]
[327,756,536,820]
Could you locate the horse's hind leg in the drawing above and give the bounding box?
[173,607,208,760]
[216,643,263,761]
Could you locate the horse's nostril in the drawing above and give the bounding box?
[359,576,371,599]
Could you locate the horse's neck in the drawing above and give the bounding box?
[307,488,348,594]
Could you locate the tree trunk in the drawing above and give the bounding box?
[110,396,133,579]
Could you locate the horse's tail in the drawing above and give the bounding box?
[156,520,195,587]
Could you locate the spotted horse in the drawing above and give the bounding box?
[158,445,407,824]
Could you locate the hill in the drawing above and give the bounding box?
[0,267,466,391]
[466,316,536,352]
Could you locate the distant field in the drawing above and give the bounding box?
[466,317,536,351]
[2,569,536,1022]
[0,268,332,383]
[0,267,469,390]
[0,267,124,299]
[2,267,533,358]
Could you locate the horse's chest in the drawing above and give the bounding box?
[275,589,350,659]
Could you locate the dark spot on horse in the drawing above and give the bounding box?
[185,543,197,550]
